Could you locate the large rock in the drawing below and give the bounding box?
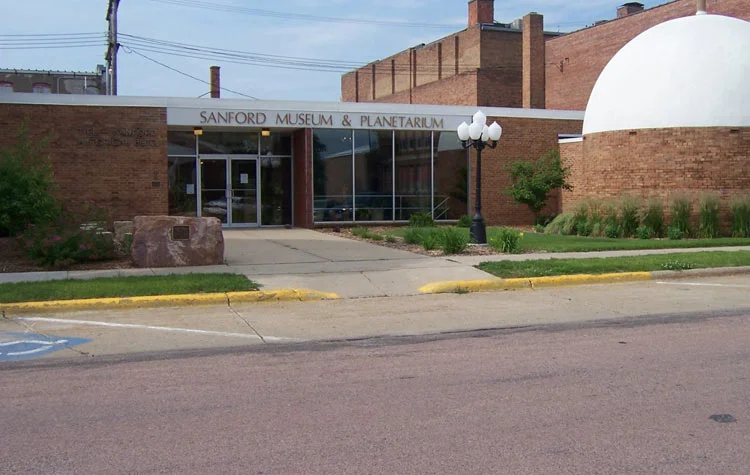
[131,216,224,268]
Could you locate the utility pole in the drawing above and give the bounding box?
[106,0,120,95]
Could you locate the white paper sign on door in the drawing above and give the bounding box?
[240,173,249,184]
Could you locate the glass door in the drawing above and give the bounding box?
[200,158,228,225]
[230,159,259,226]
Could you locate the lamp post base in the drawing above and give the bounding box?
[469,214,487,244]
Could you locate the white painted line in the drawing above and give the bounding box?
[0,339,68,347]
[8,345,55,356]
[655,282,750,288]
[19,317,264,341]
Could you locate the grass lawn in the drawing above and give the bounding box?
[478,251,750,278]
[381,227,750,253]
[0,273,259,304]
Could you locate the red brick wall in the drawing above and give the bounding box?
[0,104,168,222]
[468,0,494,27]
[293,128,314,228]
[559,139,583,212]
[472,116,583,225]
[546,0,750,110]
[563,127,750,228]
[522,13,545,109]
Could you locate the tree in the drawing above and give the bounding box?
[507,149,572,218]
[0,125,58,237]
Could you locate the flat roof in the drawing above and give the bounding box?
[0,93,584,131]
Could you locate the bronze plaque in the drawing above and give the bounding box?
[172,226,190,241]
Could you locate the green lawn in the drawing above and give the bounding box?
[381,227,750,253]
[0,273,259,304]
[478,251,750,278]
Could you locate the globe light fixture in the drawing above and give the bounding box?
[457,111,502,244]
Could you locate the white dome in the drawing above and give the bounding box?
[583,14,750,135]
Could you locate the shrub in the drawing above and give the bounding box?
[636,225,654,240]
[545,213,575,235]
[605,223,621,239]
[671,195,692,238]
[619,196,641,238]
[457,214,472,228]
[730,196,750,237]
[533,224,545,234]
[403,227,424,245]
[572,201,590,236]
[489,228,522,253]
[369,233,384,241]
[534,214,557,227]
[697,193,721,238]
[409,212,434,228]
[641,199,665,238]
[352,227,371,238]
[667,225,683,240]
[507,149,572,220]
[0,126,59,237]
[385,235,397,243]
[421,232,439,250]
[439,227,468,254]
[18,200,115,268]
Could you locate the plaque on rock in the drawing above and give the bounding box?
[172,225,190,241]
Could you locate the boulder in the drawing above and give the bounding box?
[131,216,224,268]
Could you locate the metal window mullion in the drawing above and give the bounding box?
[431,131,435,220]
[392,130,396,222]
[195,135,202,218]
[351,130,356,222]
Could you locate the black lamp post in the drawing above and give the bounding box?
[457,111,503,244]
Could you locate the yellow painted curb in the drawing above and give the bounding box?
[227,289,340,303]
[0,289,340,315]
[419,272,653,294]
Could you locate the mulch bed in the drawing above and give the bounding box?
[0,237,133,274]
[315,226,505,257]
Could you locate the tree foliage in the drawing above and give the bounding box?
[507,150,572,216]
[0,126,58,237]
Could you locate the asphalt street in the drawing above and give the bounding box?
[2,310,749,474]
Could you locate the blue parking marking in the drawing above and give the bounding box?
[0,331,91,362]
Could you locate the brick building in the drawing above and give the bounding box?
[342,0,750,111]
[0,94,582,228]
[0,66,107,95]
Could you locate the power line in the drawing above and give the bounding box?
[143,0,462,29]
[122,46,259,99]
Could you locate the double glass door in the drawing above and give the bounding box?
[200,157,259,227]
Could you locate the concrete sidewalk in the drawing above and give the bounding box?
[0,228,749,299]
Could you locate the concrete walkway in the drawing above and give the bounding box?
[1,228,749,299]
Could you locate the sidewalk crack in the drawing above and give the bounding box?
[227,303,266,343]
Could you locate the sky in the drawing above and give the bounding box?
[0,0,665,102]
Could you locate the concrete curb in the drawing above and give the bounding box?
[418,266,750,294]
[0,289,340,315]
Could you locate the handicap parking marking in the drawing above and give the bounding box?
[0,331,91,362]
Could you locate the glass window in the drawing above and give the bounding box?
[354,130,393,221]
[32,82,51,94]
[168,131,196,156]
[313,129,353,222]
[167,157,197,217]
[434,132,469,220]
[261,132,292,156]
[394,131,432,220]
[0,81,13,93]
[199,132,259,155]
[260,156,292,226]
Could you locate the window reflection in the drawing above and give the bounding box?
[394,131,432,220]
[313,129,354,222]
[434,132,468,220]
[354,130,393,221]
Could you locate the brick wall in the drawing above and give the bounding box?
[522,13,545,109]
[562,127,750,229]
[471,116,583,225]
[0,103,168,222]
[546,0,750,110]
[559,139,583,212]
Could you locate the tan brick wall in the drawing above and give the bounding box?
[0,104,168,222]
[559,140,584,211]
[546,0,750,111]
[470,116,583,225]
[563,127,750,228]
[468,0,494,27]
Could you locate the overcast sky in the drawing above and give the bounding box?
[0,0,664,101]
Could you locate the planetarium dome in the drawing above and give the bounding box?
[582,13,750,135]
